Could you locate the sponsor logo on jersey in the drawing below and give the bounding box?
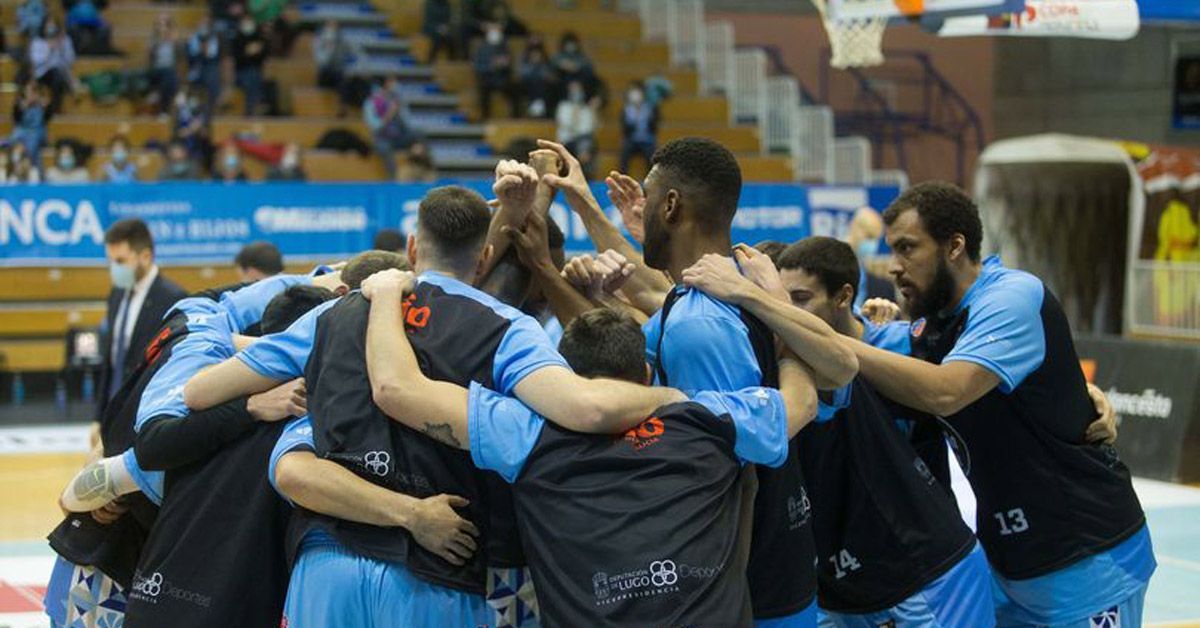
[363,450,391,476]
[623,417,665,451]
[911,318,927,338]
[402,294,431,329]
[786,487,812,529]
[591,559,700,606]
[1089,606,1120,628]
[129,570,213,608]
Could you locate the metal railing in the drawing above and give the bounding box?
[793,105,834,183]
[733,48,768,129]
[870,168,909,189]
[666,0,707,72]
[636,0,669,41]
[702,21,735,97]
[832,136,872,185]
[1127,261,1200,340]
[765,76,801,154]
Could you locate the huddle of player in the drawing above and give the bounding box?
[49,137,1154,628]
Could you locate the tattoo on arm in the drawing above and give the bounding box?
[73,462,113,501]
[422,423,462,449]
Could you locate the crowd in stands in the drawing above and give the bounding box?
[1,0,669,185]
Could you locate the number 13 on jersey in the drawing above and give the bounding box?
[994,508,1029,535]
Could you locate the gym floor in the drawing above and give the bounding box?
[0,425,1198,628]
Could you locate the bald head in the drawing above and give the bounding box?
[847,206,883,248]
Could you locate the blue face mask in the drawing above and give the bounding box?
[224,154,239,169]
[856,238,880,260]
[110,262,136,289]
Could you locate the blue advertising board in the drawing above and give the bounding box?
[0,182,900,266]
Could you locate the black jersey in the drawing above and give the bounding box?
[47,310,193,588]
[799,378,976,612]
[647,287,818,618]
[237,273,567,593]
[912,257,1146,579]
[469,382,790,627]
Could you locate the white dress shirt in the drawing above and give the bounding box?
[111,264,159,366]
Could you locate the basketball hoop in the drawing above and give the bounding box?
[811,0,888,69]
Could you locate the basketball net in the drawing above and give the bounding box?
[811,0,888,69]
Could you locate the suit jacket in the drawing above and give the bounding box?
[863,271,896,302]
[97,272,187,420]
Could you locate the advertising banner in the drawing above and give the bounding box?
[0,182,901,266]
[1076,334,1200,482]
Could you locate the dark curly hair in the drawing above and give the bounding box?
[559,308,647,384]
[650,137,742,233]
[883,181,982,262]
[777,237,860,300]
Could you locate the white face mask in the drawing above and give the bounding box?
[240,21,255,35]
[486,30,502,45]
[628,90,644,105]
[281,153,298,169]
[110,262,137,289]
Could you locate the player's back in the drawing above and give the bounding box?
[512,400,756,627]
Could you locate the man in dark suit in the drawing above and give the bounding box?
[97,218,187,425]
[845,206,897,309]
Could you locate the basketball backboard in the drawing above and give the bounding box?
[934,0,1140,40]
[824,0,1025,21]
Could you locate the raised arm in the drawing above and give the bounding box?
[682,252,858,389]
[503,211,604,324]
[511,366,687,434]
[537,139,672,313]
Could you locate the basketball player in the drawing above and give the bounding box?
[539,136,857,627]
[685,238,996,627]
[842,182,1155,627]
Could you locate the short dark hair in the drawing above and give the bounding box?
[651,137,742,233]
[777,237,860,299]
[752,240,787,267]
[417,185,492,265]
[341,250,409,290]
[883,181,983,262]
[104,218,154,253]
[372,228,406,253]
[234,241,284,276]
[261,285,337,334]
[559,309,647,384]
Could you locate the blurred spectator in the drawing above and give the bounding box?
[459,0,492,57]
[520,41,556,118]
[844,206,895,307]
[422,0,455,63]
[619,80,658,174]
[314,20,353,117]
[148,14,181,116]
[186,16,224,116]
[213,144,248,182]
[473,22,518,120]
[101,135,138,183]
[7,80,49,157]
[364,75,422,179]
[17,0,46,39]
[234,241,283,281]
[552,32,594,98]
[158,139,200,180]
[489,2,528,38]
[0,150,9,184]
[65,0,113,55]
[46,142,90,183]
[644,71,674,107]
[11,148,42,183]
[172,87,208,157]
[250,0,295,57]
[372,228,406,252]
[30,18,76,115]
[266,142,306,181]
[233,14,268,116]
[397,142,436,182]
[556,80,597,179]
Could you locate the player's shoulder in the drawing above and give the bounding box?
[970,257,1045,314]
[418,271,531,325]
[668,287,748,329]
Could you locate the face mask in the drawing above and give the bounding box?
[486,30,502,45]
[569,90,584,103]
[112,149,128,164]
[281,154,298,169]
[171,160,189,173]
[628,90,643,105]
[110,262,136,289]
[564,42,578,54]
[58,154,75,169]
[241,22,255,35]
[224,154,239,169]
[46,26,59,36]
[856,238,880,260]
